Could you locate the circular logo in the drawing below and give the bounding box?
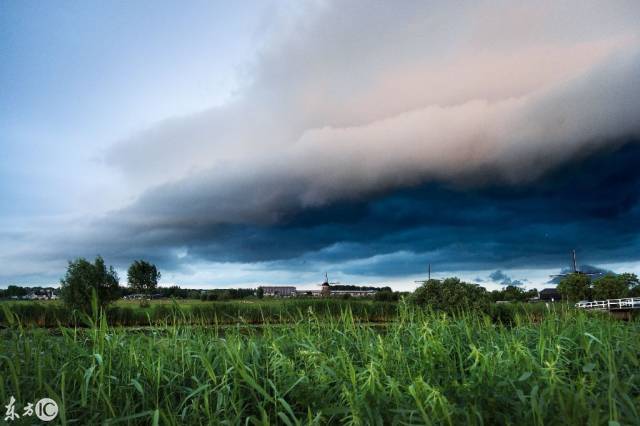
[35,398,58,422]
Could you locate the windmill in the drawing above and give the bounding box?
[550,250,600,279]
[319,272,340,296]
[414,263,432,285]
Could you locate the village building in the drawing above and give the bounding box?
[260,286,297,297]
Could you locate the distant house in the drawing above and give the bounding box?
[539,288,562,302]
[25,288,57,300]
[260,286,297,297]
[123,294,147,300]
[295,288,376,298]
[259,285,379,298]
[330,290,376,297]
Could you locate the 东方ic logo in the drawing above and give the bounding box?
[4,396,58,422]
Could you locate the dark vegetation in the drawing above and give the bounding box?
[59,256,120,312]
[199,288,256,301]
[489,285,539,302]
[557,272,640,301]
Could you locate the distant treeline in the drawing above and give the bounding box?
[1,284,399,301]
[0,285,58,298]
[0,285,258,300]
[330,285,393,291]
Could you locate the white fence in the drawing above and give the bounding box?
[575,297,640,311]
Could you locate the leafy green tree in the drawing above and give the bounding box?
[556,273,591,301]
[127,260,161,295]
[256,287,264,299]
[60,256,120,313]
[620,273,640,296]
[412,277,490,313]
[592,273,638,300]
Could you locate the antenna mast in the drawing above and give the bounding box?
[572,249,577,273]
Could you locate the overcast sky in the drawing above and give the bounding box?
[2,1,640,290]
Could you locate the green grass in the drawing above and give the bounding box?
[0,298,398,327]
[0,303,638,425]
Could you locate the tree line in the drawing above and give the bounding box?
[556,272,640,301]
[5,255,639,316]
[410,273,640,314]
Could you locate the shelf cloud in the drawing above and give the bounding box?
[3,0,640,285]
[106,1,640,228]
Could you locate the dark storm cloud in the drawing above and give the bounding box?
[489,271,510,283]
[77,140,640,276]
[489,270,526,286]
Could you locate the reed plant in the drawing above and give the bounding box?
[0,302,638,425]
[0,299,398,327]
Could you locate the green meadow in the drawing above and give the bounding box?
[1,302,638,425]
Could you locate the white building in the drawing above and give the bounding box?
[260,286,297,297]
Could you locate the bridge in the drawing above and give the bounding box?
[575,297,640,311]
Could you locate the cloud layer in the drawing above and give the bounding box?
[3,1,640,284]
[105,1,640,226]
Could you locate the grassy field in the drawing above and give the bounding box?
[0,303,638,425]
[0,298,552,328]
[0,298,400,327]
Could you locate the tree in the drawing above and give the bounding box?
[127,260,161,295]
[5,285,28,298]
[556,273,591,301]
[412,277,490,314]
[60,256,120,313]
[256,287,264,299]
[620,273,640,296]
[592,273,638,300]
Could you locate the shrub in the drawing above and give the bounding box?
[375,290,399,302]
[556,273,592,301]
[411,277,490,314]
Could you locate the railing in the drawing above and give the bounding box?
[575,297,640,311]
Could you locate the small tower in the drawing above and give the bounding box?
[321,272,331,296]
